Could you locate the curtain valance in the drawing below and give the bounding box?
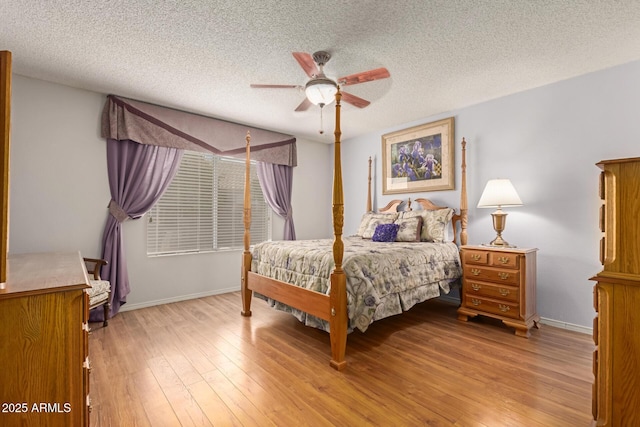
[101,95,297,167]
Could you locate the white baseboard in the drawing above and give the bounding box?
[539,317,592,335]
[119,289,594,336]
[439,296,592,335]
[119,286,240,312]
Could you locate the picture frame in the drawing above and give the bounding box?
[382,117,454,194]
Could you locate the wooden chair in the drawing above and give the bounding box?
[83,257,111,327]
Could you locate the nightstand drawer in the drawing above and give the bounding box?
[489,252,519,269]
[464,266,520,286]
[463,250,489,265]
[464,296,519,319]
[465,280,519,302]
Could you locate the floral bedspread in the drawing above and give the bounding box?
[251,236,462,333]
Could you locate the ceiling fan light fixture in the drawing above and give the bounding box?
[305,77,338,106]
[250,51,390,112]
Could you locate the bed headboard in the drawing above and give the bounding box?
[378,197,442,213]
[376,197,464,246]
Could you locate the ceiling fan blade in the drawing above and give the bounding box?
[341,91,371,108]
[292,52,319,78]
[339,67,390,86]
[250,84,301,89]
[294,97,313,112]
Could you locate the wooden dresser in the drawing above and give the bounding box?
[457,245,539,337]
[0,252,90,427]
[591,157,640,426]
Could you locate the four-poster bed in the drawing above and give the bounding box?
[241,89,468,370]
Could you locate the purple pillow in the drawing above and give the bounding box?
[372,223,400,242]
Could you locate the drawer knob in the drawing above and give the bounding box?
[498,272,510,280]
[471,298,481,306]
[471,254,481,261]
[471,268,481,276]
[498,304,511,312]
[499,288,510,296]
[498,256,510,264]
[471,284,481,291]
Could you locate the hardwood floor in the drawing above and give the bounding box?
[89,292,594,426]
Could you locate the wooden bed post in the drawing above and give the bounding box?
[366,156,372,212]
[241,131,253,317]
[460,138,468,246]
[329,89,348,371]
[0,51,11,284]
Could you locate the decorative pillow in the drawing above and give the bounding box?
[372,223,400,242]
[357,212,399,238]
[421,208,454,242]
[395,216,423,242]
[399,210,423,220]
[356,212,374,236]
[362,215,397,239]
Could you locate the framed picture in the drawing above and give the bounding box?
[382,117,454,194]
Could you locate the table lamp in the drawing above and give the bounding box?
[477,178,523,247]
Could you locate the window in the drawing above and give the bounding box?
[147,151,270,255]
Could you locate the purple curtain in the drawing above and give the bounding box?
[257,162,296,240]
[90,139,183,321]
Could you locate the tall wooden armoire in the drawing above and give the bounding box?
[591,157,640,426]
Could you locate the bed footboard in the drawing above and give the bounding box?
[248,272,331,320]
[241,91,348,370]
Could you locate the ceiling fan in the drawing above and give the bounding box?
[250,51,390,112]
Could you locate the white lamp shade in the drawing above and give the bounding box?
[477,179,523,208]
[305,78,337,106]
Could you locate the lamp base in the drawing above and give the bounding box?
[482,239,517,249]
[483,210,517,248]
[483,232,517,248]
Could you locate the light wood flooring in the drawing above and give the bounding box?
[89,292,594,426]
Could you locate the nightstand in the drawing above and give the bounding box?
[457,245,540,337]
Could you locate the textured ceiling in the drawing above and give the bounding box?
[3,1,640,143]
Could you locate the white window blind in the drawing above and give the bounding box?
[147,151,270,256]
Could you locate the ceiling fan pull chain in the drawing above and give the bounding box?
[319,105,325,134]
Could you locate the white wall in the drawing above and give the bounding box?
[11,59,640,328]
[9,75,333,309]
[10,76,108,257]
[343,60,640,329]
